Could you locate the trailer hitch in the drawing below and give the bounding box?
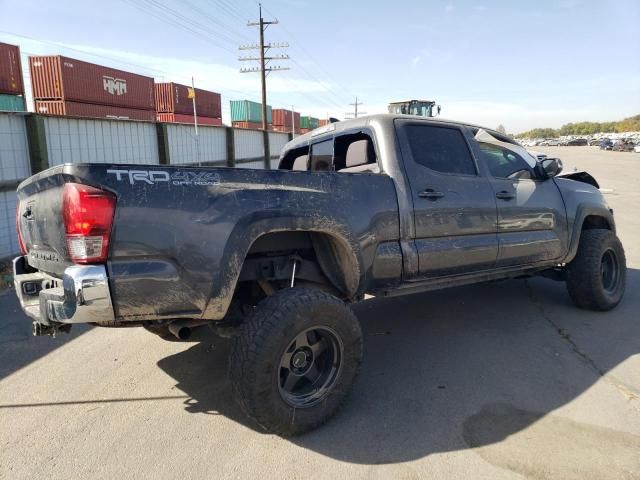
[32,322,71,337]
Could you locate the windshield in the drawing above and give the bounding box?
[409,103,433,117]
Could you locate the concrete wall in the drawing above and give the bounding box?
[0,191,19,259]
[268,131,289,161]
[234,129,264,163]
[166,124,227,166]
[0,114,30,182]
[0,114,29,258]
[44,117,159,166]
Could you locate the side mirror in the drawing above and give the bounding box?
[540,157,563,178]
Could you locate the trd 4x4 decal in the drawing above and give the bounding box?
[107,169,221,186]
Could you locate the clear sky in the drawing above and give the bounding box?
[1,0,639,132]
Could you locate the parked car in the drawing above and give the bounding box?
[567,138,588,146]
[599,138,614,150]
[612,139,635,152]
[13,114,626,435]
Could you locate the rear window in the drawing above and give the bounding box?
[405,125,476,175]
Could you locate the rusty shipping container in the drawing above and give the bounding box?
[272,124,299,134]
[30,55,155,110]
[155,82,222,118]
[0,42,24,95]
[35,100,156,121]
[232,121,272,131]
[272,109,300,130]
[157,113,222,126]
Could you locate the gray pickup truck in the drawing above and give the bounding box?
[13,114,625,435]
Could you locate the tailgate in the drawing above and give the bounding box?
[16,165,71,276]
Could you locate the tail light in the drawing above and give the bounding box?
[16,202,27,255]
[63,183,116,264]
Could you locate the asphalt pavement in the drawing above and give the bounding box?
[1,147,638,479]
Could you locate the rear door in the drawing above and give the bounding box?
[396,120,499,277]
[470,132,568,266]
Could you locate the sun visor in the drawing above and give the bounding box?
[475,129,537,167]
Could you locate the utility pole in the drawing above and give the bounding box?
[240,4,290,130]
[345,96,366,119]
[291,104,295,138]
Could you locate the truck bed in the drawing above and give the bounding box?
[16,163,401,322]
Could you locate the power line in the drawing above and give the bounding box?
[212,0,249,23]
[121,0,239,54]
[261,4,353,103]
[239,3,289,130]
[229,3,348,113]
[177,0,254,43]
[345,96,366,119]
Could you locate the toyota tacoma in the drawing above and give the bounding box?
[13,114,626,435]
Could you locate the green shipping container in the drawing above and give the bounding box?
[300,116,319,129]
[230,99,272,124]
[0,94,25,112]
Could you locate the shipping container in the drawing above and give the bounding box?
[272,109,300,129]
[0,42,24,95]
[299,128,311,134]
[319,119,330,127]
[156,113,222,126]
[30,55,155,110]
[232,121,273,131]
[300,116,319,129]
[155,82,222,118]
[0,93,25,112]
[35,100,156,121]
[230,99,272,124]
[272,124,299,134]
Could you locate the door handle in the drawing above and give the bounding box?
[495,190,515,200]
[419,188,444,200]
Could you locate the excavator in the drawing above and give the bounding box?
[387,100,441,117]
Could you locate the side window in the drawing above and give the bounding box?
[479,142,534,180]
[291,154,309,170]
[405,125,476,175]
[280,146,309,170]
[310,139,333,171]
[333,132,378,173]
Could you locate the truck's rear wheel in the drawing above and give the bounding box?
[229,288,362,436]
[566,229,626,311]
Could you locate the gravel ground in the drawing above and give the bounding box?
[1,146,638,479]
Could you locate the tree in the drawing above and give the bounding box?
[496,124,506,134]
[516,113,639,137]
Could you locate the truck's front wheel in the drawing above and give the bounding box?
[566,229,626,311]
[229,288,363,436]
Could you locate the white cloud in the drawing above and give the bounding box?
[411,55,421,68]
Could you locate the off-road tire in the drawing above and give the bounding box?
[566,229,626,311]
[229,288,363,436]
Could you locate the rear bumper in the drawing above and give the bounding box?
[13,256,115,325]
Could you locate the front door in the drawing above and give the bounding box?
[473,139,568,266]
[396,120,499,277]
